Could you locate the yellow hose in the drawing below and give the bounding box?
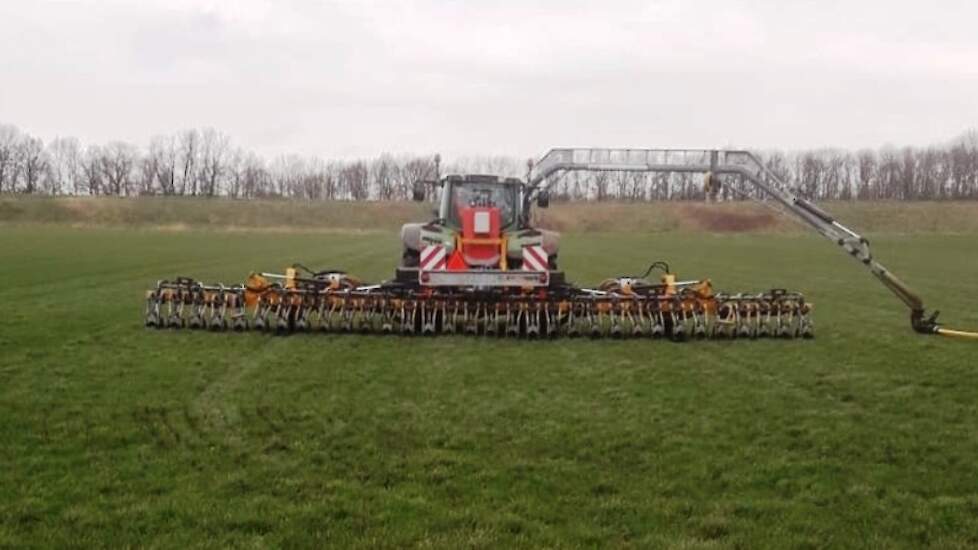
[936,328,978,340]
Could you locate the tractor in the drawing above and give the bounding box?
[397,174,560,284]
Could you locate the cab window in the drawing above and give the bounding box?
[449,184,517,228]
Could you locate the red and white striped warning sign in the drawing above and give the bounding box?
[420,244,447,271]
[522,245,549,272]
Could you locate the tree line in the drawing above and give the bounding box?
[1,122,976,201]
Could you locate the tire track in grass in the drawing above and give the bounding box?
[185,338,301,452]
[126,337,294,452]
[190,352,263,447]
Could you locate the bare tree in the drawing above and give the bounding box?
[949,131,978,199]
[224,147,246,199]
[138,151,159,196]
[798,151,824,199]
[293,157,326,201]
[81,145,104,196]
[45,137,82,195]
[916,147,941,200]
[239,152,269,198]
[147,135,178,195]
[371,154,397,200]
[653,172,670,201]
[6,120,978,201]
[270,155,307,198]
[674,171,695,200]
[627,172,646,201]
[303,157,340,201]
[99,142,138,196]
[837,152,856,200]
[570,171,584,201]
[878,147,900,200]
[197,128,230,197]
[592,171,610,201]
[388,157,411,201]
[855,149,877,200]
[340,161,369,200]
[177,129,199,196]
[324,162,341,200]
[17,136,48,194]
[613,171,630,199]
[0,124,23,193]
[400,156,436,200]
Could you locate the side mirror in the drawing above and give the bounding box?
[412,182,426,202]
[536,190,550,209]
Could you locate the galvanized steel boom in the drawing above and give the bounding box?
[528,148,976,339]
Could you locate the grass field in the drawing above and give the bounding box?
[2,201,978,547]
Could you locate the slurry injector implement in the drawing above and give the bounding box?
[144,148,978,341]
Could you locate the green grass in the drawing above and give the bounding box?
[2,224,978,548]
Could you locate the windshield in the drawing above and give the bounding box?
[448,183,518,228]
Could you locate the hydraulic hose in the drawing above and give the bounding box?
[936,328,978,340]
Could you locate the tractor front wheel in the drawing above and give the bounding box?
[402,248,420,268]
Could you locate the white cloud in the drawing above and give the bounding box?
[1,0,976,159]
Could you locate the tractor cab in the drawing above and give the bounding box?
[437,175,522,232]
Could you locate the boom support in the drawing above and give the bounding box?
[529,148,976,339]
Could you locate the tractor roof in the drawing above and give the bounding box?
[443,174,523,185]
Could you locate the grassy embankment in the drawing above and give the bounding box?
[3,194,978,234]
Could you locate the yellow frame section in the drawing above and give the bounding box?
[455,234,509,271]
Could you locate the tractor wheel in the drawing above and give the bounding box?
[401,248,420,268]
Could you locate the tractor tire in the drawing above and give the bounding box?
[402,248,420,268]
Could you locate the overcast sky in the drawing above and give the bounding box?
[1,0,976,159]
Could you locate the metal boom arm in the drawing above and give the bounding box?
[529,147,976,338]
